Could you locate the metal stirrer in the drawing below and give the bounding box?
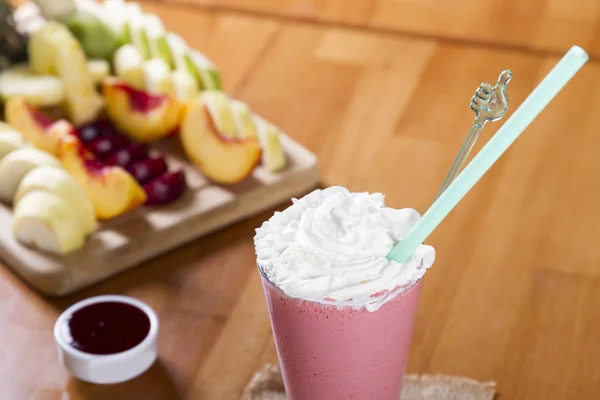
[434,70,513,201]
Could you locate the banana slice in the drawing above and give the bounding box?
[0,126,25,161]
[113,44,145,90]
[15,166,96,235]
[201,91,237,139]
[144,14,174,69]
[28,22,104,126]
[0,148,61,203]
[172,69,198,102]
[230,100,258,139]
[185,51,222,91]
[13,191,85,255]
[143,58,174,95]
[254,115,286,172]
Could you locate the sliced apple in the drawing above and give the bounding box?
[144,14,174,69]
[103,77,184,142]
[0,62,110,107]
[0,147,61,203]
[0,64,64,107]
[166,33,189,71]
[172,69,199,102]
[88,59,111,84]
[124,3,151,59]
[63,11,122,60]
[143,58,174,95]
[254,115,287,172]
[5,97,73,156]
[230,100,258,139]
[100,0,128,44]
[181,95,261,184]
[15,166,97,235]
[58,135,146,220]
[185,51,222,91]
[13,191,85,255]
[0,127,25,161]
[113,44,145,90]
[201,91,237,139]
[33,0,76,20]
[28,22,104,125]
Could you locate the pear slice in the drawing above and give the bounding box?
[0,148,61,203]
[15,166,97,236]
[0,127,25,161]
[254,115,286,172]
[143,58,174,95]
[185,51,222,90]
[230,100,258,139]
[144,14,174,69]
[172,69,199,102]
[113,44,145,90]
[13,191,85,255]
[201,91,237,139]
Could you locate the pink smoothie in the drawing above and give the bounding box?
[261,274,423,400]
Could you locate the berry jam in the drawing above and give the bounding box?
[67,301,150,355]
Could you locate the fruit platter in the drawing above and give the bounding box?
[0,0,318,296]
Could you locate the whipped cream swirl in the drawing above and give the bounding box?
[254,187,435,311]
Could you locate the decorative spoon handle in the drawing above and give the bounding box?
[434,70,512,201]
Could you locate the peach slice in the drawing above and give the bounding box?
[181,95,261,184]
[5,97,74,156]
[102,77,185,142]
[58,135,146,220]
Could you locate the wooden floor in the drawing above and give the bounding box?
[3,0,600,399]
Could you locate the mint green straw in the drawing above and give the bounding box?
[387,46,589,263]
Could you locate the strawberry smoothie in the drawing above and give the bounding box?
[254,187,435,399]
[260,274,423,400]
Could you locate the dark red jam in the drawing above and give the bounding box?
[68,301,150,355]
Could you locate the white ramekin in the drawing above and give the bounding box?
[53,295,159,384]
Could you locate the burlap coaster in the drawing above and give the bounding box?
[242,364,496,400]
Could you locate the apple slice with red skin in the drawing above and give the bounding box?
[102,77,185,143]
[180,96,261,184]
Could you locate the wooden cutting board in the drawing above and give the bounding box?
[0,135,318,296]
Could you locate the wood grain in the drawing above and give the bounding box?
[2,1,600,399]
[171,0,600,58]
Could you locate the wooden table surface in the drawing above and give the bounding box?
[4,0,600,399]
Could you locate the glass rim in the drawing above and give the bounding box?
[257,263,423,306]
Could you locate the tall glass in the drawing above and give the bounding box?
[259,268,423,400]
